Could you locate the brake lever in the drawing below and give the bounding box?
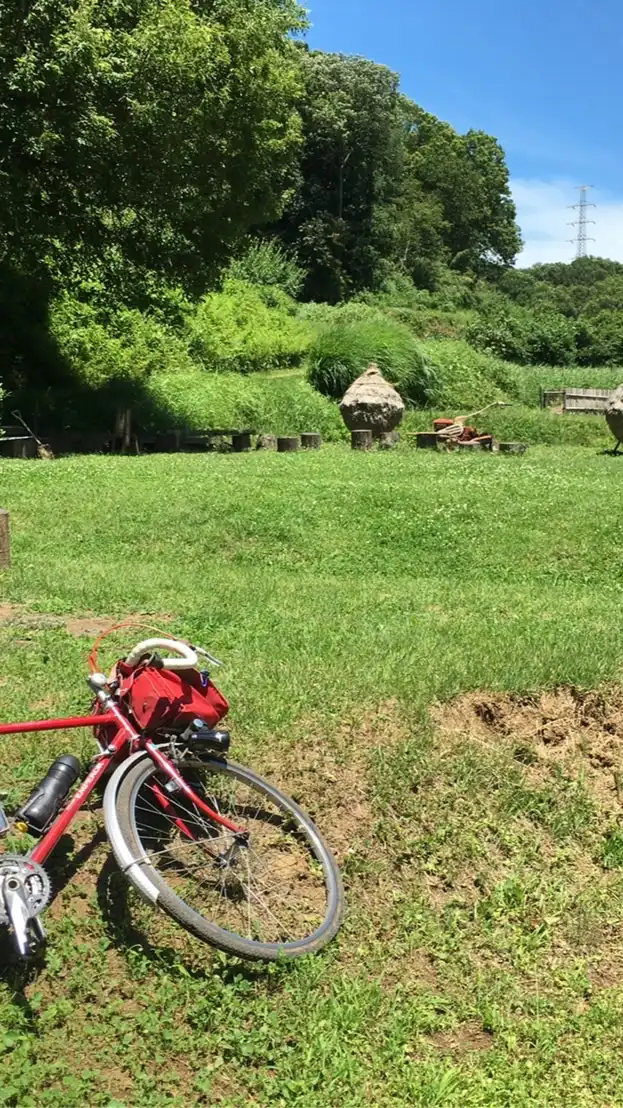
[193,645,224,668]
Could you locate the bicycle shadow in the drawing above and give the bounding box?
[94,855,288,989]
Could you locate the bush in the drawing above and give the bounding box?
[307,316,436,405]
[226,239,305,299]
[577,310,623,366]
[50,295,194,388]
[467,304,577,367]
[187,279,311,374]
[146,371,347,440]
[421,340,520,410]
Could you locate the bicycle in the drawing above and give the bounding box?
[0,634,344,961]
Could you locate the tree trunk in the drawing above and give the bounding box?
[301,433,322,450]
[277,436,300,453]
[0,510,10,569]
[351,430,373,451]
[114,408,132,453]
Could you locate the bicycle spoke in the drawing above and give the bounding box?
[131,764,330,945]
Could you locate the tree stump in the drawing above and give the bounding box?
[232,432,252,453]
[256,434,278,451]
[351,430,373,451]
[499,442,527,455]
[378,431,397,450]
[301,433,322,450]
[415,432,439,450]
[277,436,300,453]
[0,510,9,569]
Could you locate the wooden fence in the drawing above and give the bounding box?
[540,387,615,415]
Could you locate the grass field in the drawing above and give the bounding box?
[2,445,623,1106]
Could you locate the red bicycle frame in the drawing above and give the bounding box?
[0,697,245,866]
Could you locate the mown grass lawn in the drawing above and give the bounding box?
[1,444,623,1106]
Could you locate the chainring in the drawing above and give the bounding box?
[0,855,51,924]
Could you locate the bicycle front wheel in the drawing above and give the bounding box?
[113,753,344,960]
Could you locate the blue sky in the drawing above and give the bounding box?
[305,0,623,266]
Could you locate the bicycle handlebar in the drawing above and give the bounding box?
[124,638,198,671]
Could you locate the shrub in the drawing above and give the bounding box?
[422,340,520,410]
[307,316,436,405]
[49,295,193,388]
[467,305,577,367]
[187,279,311,374]
[226,239,305,299]
[577,310,623,366]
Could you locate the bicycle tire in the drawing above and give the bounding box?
[113,752,345,960]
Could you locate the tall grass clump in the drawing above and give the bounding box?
[307,314,437,405]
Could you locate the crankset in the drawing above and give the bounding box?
[0,855,51,956]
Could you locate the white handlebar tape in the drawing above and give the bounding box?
[124,638,198,671]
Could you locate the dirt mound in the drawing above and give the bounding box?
[431,686,623,812]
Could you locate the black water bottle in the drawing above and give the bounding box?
[17,755,81,833]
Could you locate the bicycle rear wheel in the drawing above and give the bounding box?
[113,753,344,960]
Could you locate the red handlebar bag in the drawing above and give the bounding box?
[117,662,229,733]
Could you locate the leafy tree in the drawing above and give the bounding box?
[0,0,306,292]
[402,104,521,270]
[274,51,406,301]
[530,257,623,288]
[581,276,623,318]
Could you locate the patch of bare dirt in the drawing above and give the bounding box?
[428,1023,493,1054]
[430,686,623,813]
[64,617,117,637]
[588,957,623,991]
[0,604,173,639]
[263,698,409,864]
[380,948,439,991]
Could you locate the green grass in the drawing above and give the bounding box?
[146,369,347,441]
[1,447,623,1104]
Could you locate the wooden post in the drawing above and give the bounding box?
[351,430,373,451]
[301,432,322,450]
[232,432,252,453]
[114,408,132,453]
[277,436,300,453]
[0,510,10,569]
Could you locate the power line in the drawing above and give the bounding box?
[567,185,596,259]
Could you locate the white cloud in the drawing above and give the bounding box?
[512,179,623,268]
